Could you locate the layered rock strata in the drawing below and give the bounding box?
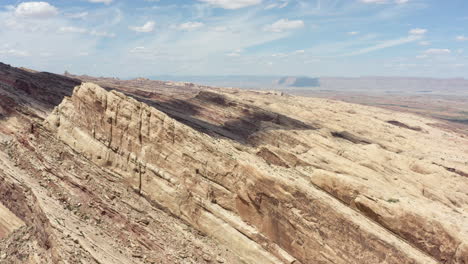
[45,83,452,264]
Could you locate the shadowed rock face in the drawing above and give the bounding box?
[0,63,80,110]
[1,64,468,263]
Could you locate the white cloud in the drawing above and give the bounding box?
[346,35,422,56]
[226,49,243,57]
[456,35,468,41]
[130,47,148,54]
[409,28,427,35]
[265,1,288,9]
[68,12,88,19]
[348,31,359,35]
[59,27,115,38]
[395,0,409,3]
[128,46,162,57]
[226,52,241,57]
[59,26,88,34]
[264,19,304,32]
[424,48,451,55]
[0,49,30,57]
[196,0,262,9]
[89,30,115,38]
[294,49,305,54]
[271,53,287,57]
[14,2,58,19]
[88,0,113,4]
[177,22,204,31]
[129,21,156,33]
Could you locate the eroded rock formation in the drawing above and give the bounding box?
[44,83,467,263]
[1,63,467,263]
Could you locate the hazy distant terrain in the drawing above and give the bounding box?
[283,77,468,135]
[150,75,468,134]
[150,75,279,89]
[317,77,468,96]
[150,75,468,95]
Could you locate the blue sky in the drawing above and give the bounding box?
[0,0,467,78]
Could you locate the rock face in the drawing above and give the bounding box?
[0,65,242,263]
[1,63,468,264]
[0,202,24,239]
[44,82,467,263]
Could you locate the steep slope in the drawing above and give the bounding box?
[44,82,467,263]
[0,64,242,263]
[1,63,467,263]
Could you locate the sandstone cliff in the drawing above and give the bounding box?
[1,63,467,263]
[43,82,467,263]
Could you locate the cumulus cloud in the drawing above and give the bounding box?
[177,22,204,31]
[409,28,427,35]
[129,21,156,33]
[264,19,304,32]
[14,2,58,19]
[424,48,451,55]
[196,0,262,9]
[88,0,113,4]
[456,35,468,41]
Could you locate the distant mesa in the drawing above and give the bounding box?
[276,76,320,87]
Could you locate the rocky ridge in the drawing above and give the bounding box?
[0,63,467,263]
[45,82,467,263]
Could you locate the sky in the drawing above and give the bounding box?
[0,0,467,78]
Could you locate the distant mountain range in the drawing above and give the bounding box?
[148,75,468,95]
[275,76,320,87]
[149,75,319,88]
